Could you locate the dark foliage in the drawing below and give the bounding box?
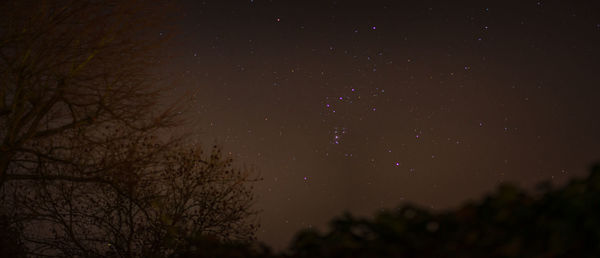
[0,215,27,257]
[288,163,600,258]
[169,234,273,258]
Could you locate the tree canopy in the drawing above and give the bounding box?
[0,1,260,256]
[288,164,600,257]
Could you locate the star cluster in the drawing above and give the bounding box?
[163,0,600,249]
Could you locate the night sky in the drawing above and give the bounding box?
[160,0,600,249]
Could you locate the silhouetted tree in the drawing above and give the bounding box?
[0,1,261,256]
[169,234,273,258]
[288,163,600,258]
[0,0,176,188]
[0,215,26,257]
[7,133,259,256]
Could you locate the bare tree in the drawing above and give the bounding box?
[7,131,258,256]
[0,1,260,256]
[0,0,177,187]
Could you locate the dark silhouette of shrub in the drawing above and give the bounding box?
[0,215,26,257]
[288,163,600,257]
